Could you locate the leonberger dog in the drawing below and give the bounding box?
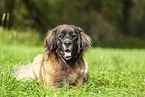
[15,24,91,88]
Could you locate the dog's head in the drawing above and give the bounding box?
[44,24,91,61]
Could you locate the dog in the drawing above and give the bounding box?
[15,24,91,88]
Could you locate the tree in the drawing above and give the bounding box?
[122,0,132,37]
[0,0,15,28]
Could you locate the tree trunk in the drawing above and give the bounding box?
[122,0,132,37]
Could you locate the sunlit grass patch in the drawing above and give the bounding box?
[0,30,145,96]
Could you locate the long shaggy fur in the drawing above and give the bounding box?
[14,24,91,88]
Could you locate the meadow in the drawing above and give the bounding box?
[0,30,145,96]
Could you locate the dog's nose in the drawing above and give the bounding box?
[64,40,72,46]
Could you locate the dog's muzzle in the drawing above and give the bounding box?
[62,39,73,60]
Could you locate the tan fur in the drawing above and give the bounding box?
[15,24,91,88]
[31,52,89,88]
[15,53,89,88]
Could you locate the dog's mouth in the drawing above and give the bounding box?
[63,51,72,60]
[60,50,72,60]
[64,51,71,59]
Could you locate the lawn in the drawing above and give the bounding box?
[0,30,145,96]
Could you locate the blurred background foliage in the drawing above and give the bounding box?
[0,0,145,48]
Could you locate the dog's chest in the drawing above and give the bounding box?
[43,61,84,87]
[54,68,80,83]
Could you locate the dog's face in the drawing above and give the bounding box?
[57,27,78,60]
[44,24,91,61]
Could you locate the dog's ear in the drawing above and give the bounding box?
[76,27,91,53]
[44,28,57,52]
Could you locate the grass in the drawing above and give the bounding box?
[0,30,145,96]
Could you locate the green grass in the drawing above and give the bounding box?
[0,30,145,96]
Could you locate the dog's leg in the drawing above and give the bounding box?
[32,54,44,82]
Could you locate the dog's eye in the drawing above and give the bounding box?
[60,35,63,38]
[72,34,77,38]
[59,34,64,39]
